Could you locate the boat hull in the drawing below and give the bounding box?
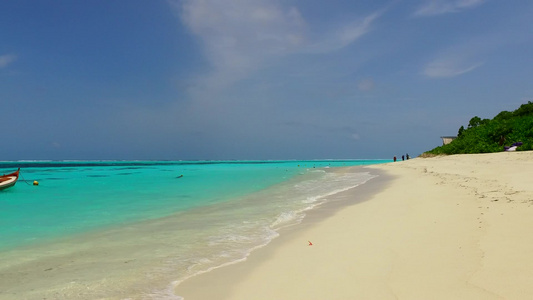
[0,169,20,191]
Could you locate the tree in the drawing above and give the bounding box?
[458,126,465,137]
[468,116,482,128]
[514,101,533,117]
[494,110,513,121]
[424,102,533,155]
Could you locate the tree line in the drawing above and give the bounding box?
[425,101,533,155]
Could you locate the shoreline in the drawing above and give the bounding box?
[175,166,391,299]
[176,151,533,299]
[0,161,381,299]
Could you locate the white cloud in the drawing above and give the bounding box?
[423,57,483,78]
[306,11,382,54]
[0,54,17,68]
[172,0,384,92]
[175,0,306,90]
[422,35,490,78]
[414,0,485,16]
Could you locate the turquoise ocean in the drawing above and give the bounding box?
[0,160,388,299]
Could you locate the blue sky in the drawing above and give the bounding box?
[1,0,532,160]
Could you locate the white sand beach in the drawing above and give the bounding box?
[176,151,533,299]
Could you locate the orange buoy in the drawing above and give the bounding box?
[33,181,39,186]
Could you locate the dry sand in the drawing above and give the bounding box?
[176,151,533,299]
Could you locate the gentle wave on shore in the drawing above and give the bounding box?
[0,160,384,299]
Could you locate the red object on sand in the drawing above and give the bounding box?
[308,241,313,246]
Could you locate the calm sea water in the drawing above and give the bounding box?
[0,160,387,299]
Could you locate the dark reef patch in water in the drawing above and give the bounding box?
[113,167,143,171]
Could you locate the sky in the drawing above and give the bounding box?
[1,0,532,160]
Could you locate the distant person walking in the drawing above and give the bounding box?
[394,156,397,162]
[406,153,410,160]
[402,155,405,161]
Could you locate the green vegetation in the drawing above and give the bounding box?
[425,102,533,155]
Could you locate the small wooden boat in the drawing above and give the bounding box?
[0,168,20,190]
